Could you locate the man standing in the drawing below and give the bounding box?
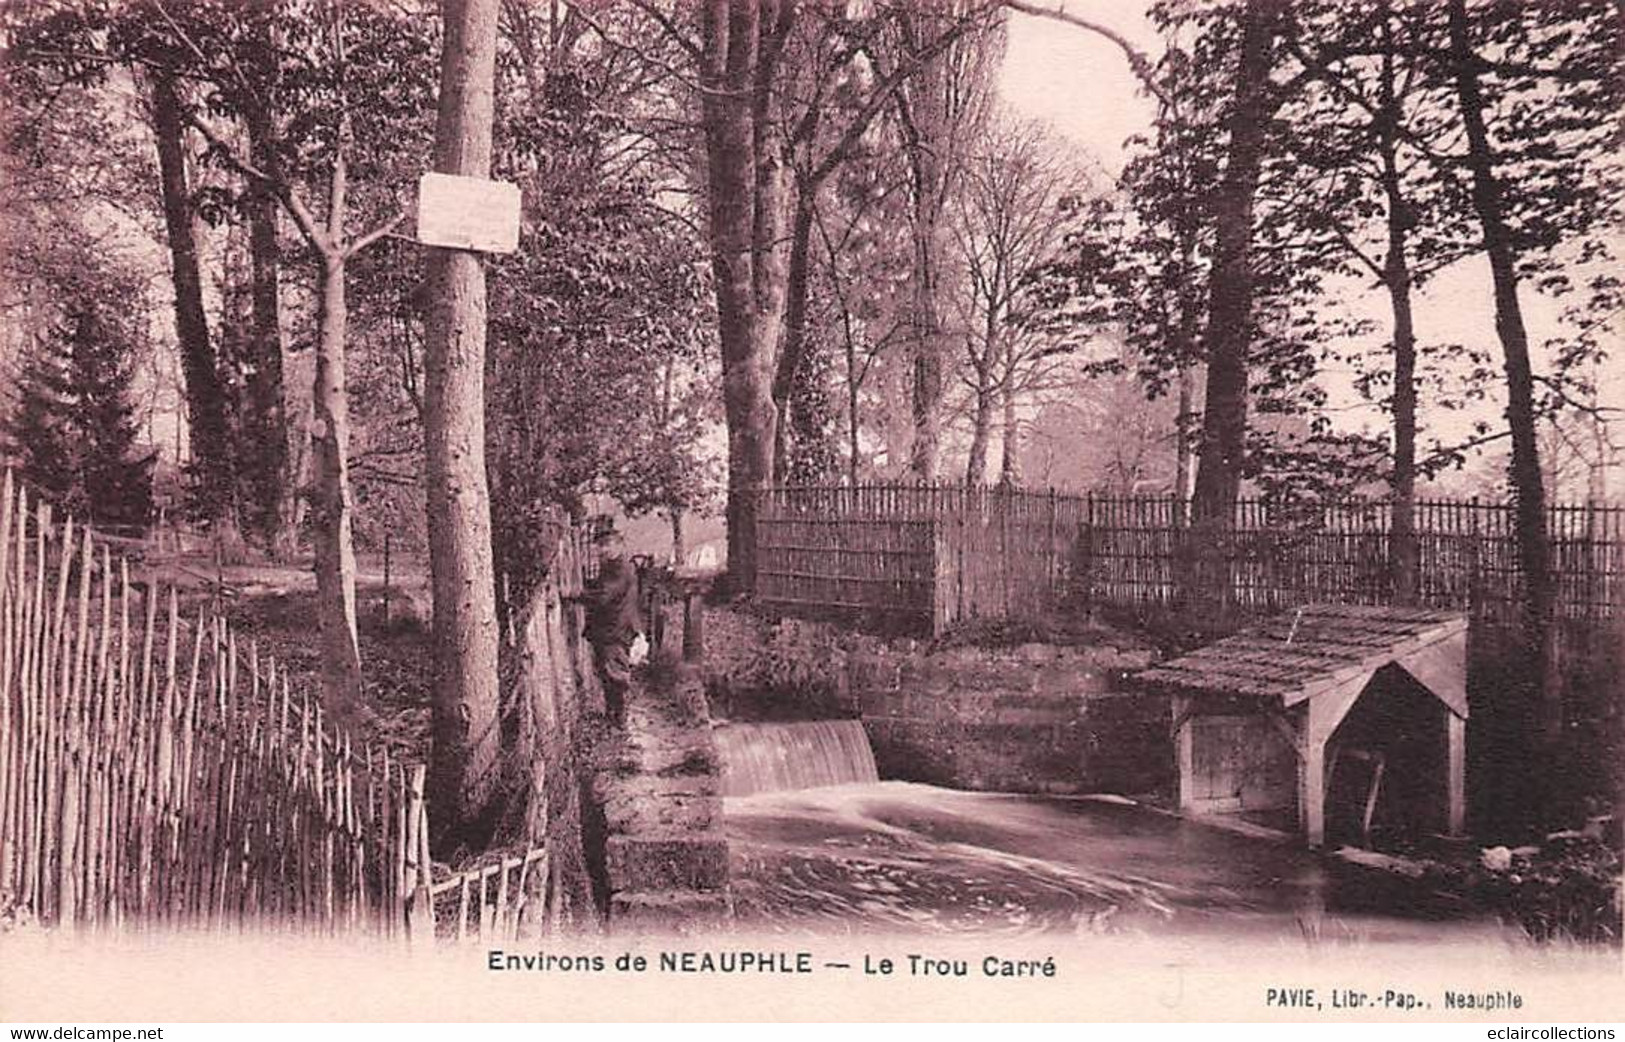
[584,557,646,725]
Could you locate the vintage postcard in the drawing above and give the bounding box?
[0,0,1620,1026]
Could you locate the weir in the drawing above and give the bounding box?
[707,631,1503,942]
[713,720,880,797]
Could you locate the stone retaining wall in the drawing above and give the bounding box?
[849,643,1172,798]
[508,579,734,935]
[590,663,732,934]
[699,604,1176,800]
[504,583,603,928]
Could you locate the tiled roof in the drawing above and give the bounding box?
[1135,604,1468,708]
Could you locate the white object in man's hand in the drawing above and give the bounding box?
[629,633,650,666]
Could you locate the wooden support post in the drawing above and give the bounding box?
[1173,696,1196,814]
[1299,675,1369,849]
[1301,704,1327,849]
[1446,711,1467,837]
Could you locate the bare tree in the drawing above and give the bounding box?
[639,1,998,585]
[166,7,413,709]
[949,114,1075,486]
[815,199,909,487]
[771,7,994,476]
[891,3,1002,481]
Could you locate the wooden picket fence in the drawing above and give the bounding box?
[754,484,1088,632]
[753,484,1625,634]
[1074,494,1625,626]
[0,471,435,935]
[428,845,549,943]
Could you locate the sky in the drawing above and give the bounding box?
[995,3,1623,499]
[999,4,1160,177]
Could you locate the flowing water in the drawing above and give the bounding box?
[714,720,880,797]
[719,723,1508,944]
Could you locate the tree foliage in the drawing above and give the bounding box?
[4,260,155,530]
[484,13,719,602]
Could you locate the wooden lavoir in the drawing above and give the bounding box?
[1136,604,1469,847]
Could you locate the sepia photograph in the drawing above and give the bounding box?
[0,0,1620,1027]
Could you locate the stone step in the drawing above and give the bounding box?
[602,791,722,836]
[609,888,733,935]
[606,833,730,893]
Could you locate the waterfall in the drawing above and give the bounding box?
[713,720,880,797]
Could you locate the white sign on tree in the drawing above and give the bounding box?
[416,172,521,254]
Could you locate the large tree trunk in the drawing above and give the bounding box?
[998,373,1020,488]
[244,107,294,557]
[286,390,312,542]
[669,509,685,567]
[425,0,503,847]
[311,252,363,708]
[1383,245,1419,601]
[1174,365,1197,522]
[1446,0,1560,803]
[906,151,946,483]
[965,376,993,487]
[966,282,1001,487]
[843,300,863,486]
[709,130,777,592]
[772,192,817,476]
[898,13,952,483]
[1377,9,1419,605]
[701,0,790,594]
[1171,229,1201,525]
[1190,0,1279,522]
[151,70,232,521]
[1618,612,1625,852]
